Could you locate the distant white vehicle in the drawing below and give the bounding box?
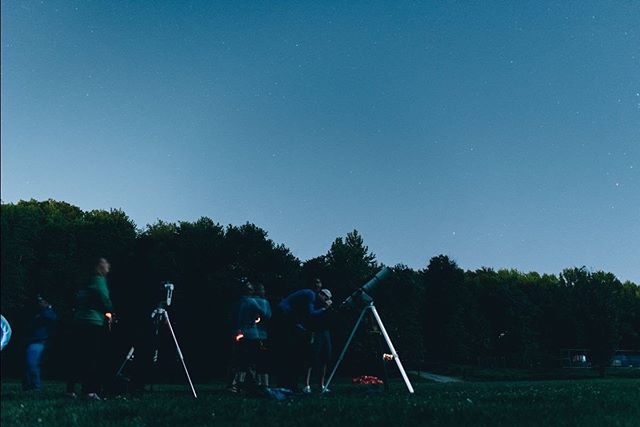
[611,350,640,368]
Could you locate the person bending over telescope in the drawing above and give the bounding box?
[272,286,332,391]
[304,279,333,394]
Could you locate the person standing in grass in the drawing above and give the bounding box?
[303,290,333,393]
[228,279,272,392]
[272,285,332,391]
[66,257,114,400]
[247,283,271,387]
[23,295,58,391]
[227,279,254,392]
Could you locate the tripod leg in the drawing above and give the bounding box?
[323,305,369,393]
[374,328,390,392]
[150,314,163,393]
[116,346,135,377]
[163,312,198,398]
[369,305,414,393]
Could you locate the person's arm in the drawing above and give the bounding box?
[254,298,272,320]
[263,300,272,320]
[228,301,242,338]
[43,308,58,322]
[305,292,326,318]
[93,277,113,312]
[0,315,12,351]
[235,298,257,334]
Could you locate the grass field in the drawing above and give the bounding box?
[2,377,639,427]
[433,366,640,382]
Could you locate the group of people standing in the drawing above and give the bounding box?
[228,277,334,394]
[0,258,113,399]
[1,257,336,397]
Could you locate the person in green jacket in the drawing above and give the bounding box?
[66,257,113,400]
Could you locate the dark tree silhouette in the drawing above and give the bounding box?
[1,199,638,380]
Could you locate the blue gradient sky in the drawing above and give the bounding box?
[2,1,638,282]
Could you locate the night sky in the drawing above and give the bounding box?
[2,1,638,282]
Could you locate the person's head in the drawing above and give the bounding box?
[317,288,332,308]
[312,278,323,292]
[254,283,266,298]
[95,258,111,276]
[36,294,49,309]
[239,278,254,296]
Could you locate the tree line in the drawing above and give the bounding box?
[1,199,638,380]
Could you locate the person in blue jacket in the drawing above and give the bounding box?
[245,283,271,387]
[272,286,332,391]
[23,295,58,391]
[228,279,272,392]
[304,280,333,393]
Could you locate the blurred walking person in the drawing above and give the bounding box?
[66,257,114,400]
[23,295,58,391]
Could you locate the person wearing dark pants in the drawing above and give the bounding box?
[272,287,332,391]
[23,295,58,391]
[251,284,272,387]
[66,257,113,400]
[68,324,106,394]
[304,328,332,393]
[227,279,255,393]
[228,280,272,392]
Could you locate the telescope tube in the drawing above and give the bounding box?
[361,266,392,295]
[340,267,393,308]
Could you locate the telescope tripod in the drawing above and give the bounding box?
[116,307,198,398]
[323,302,414,394]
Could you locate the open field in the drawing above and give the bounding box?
[429,366,640,382]
[2,377,639,427]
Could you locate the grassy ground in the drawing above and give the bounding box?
[1,377,639,427]
[433,366,640,382]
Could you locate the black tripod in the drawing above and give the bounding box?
[116,284,198,398]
